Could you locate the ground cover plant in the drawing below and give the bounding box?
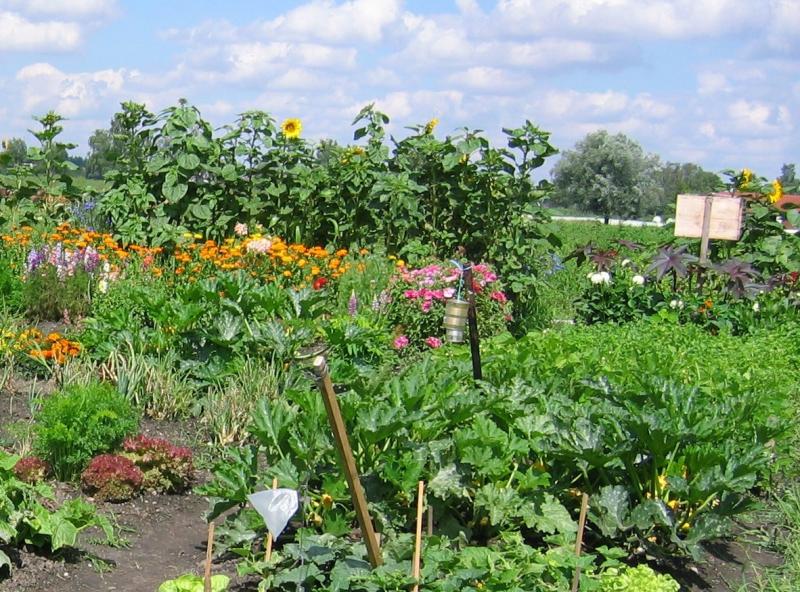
[0,103,797,590]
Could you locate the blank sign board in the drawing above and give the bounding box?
[674,194,743,241]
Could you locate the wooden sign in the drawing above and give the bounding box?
[674,193,743,241]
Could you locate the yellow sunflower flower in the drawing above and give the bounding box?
[281,118,302,139]
[424,118,439,135]
[768,179,783,204]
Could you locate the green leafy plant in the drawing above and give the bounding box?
[0,449,114,571]
[158,573,229,592]
[34,381,139,480]
[598,564,679,591]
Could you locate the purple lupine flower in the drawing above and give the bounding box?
[348,291,358,317]
[26,247,45,275]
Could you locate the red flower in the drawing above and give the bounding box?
[313,277,328,290]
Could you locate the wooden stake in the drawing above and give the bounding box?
[699,194,714,264]
[264,477,278,562]
[313,356,383,567]
[204,521,215,592]
[462,265,482,381]
[571,493,590,592]
[411,481,425,592]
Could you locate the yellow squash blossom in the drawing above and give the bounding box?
[281,118,302,139]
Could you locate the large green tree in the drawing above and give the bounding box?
[656,162,722,208]
[551,130,661,222]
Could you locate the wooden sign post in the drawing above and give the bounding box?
[312,356,383,567]
[674,193,744,264]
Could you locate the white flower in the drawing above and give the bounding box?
[98,279,109,294]
[590,271,611,285]
[631,274,645,286]
[621,259,632,267]
[669,299,685,310]
[652,215,663,224]
[752,302,760,312]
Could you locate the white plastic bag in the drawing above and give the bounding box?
[248,488,299,540]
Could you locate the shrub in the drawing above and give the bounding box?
[81,454,144,502]
[12,456,50,484]
[598,564,679,592]
[34,381,139,480]
[122,434,193,493]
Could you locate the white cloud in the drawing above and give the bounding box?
[261,0,401,44]
[495,0,753,39]
[16,62,130,116]
[1,0,116,18]
[0,11,81,51]
[697,72,731,95]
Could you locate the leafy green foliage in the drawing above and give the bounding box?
[599,564,679,591]
[121,435,193,493]
[34,381,139,480]
[158,573,229,592]
[0,449,114,572]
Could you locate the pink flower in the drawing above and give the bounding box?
[490,290,508,303]
[234,222,249,236]
[404,289,419,299]
[425,336,442,349]
[393,335,409,349]
[443,287,455,298]
[246,238,272,254]
[421,300,432,312]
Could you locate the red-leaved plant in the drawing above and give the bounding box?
[122,435,193,493]
[13,456,51,484]
[81,454,144,502]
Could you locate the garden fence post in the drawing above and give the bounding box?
[204,521,215,592]
[462,265,483,381]
[411,481,425,592]
[312,355,383,567]
[264,477,278,562]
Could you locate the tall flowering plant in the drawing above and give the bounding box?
[382,260,511,351]
[23,242,101,321]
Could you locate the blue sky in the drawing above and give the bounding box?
[0,0,797,178]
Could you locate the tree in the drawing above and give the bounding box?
[656,162,722,208]
[551,130,661,222]
[780,163,796,188]
[85,128,117,178]
[0,138,28,169]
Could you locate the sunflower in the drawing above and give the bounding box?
[281,118,302,139]
[424,117,439,135]
[768,179,783,204]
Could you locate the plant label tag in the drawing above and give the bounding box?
[248,488,299,540]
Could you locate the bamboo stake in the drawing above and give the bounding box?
[313,355,383,567]
[571,493,590,592]
[264,477,279,561]
[411,481,425,592]
[204,521,215,592]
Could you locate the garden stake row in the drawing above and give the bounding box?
[312,355,383,567]
[571,493,590,592]
[411,481,425,592]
